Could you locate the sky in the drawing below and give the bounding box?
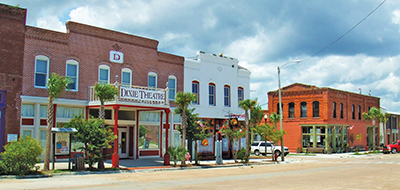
[4,0,400,112]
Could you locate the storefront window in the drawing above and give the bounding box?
[302,126,313,148]
[139,125,159,150]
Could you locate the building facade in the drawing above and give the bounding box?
[184,51,251,158]
[20,21,184,162]
[268,83,380,153]
[386,112,400,144]
[0,4,26,152]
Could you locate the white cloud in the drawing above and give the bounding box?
[202,9,217,29]
[36,16,66,32]
[163,32,190,41]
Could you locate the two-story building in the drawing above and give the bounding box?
[386,112,400,144]
[20,20,184,164]
[0,4,26,152]
[184,51,251,158]
[268,83,380,153]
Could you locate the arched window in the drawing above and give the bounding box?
[209,83,215,106]
[224,85,230,107]
[358,105,361,120]
[352,104,355,119]
[148,72,157,88]
[301,102,307,118]
[98,65,110,84]
[168,75,177,100]
[238,87,244,104]
[121,68,132,87]
[277,103,283,116]
[66,60,79,91]
[288,102,295,118]
[192,80,199,104]
[35,55,49,88]
[340,103,344,119]
[333,102,337,118]
[313,101,320,118]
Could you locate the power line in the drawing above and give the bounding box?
[301,0,386,63]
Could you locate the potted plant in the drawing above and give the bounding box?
[296,147,302,153]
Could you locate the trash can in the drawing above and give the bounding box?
[71,153,85,170]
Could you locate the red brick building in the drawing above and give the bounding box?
[268,83,380,153]
[0,4,26,152]
[20,20,184,164]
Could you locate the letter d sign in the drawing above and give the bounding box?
[110,50,124,64]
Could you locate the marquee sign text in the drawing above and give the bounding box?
[120,87,165,103]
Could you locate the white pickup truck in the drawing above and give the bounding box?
[251,141,289,156]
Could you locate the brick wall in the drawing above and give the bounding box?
[22,21,184,103]
[0,4,26,150]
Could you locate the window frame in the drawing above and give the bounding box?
[168,75,177,100]
[66,60,79,91]
[209,83,216,106]
[352,104,355,120]
[238,87,244,104]
[312,101,320,118]
[34,55,50,88]
[224,85,231,107]
[300,102,307,118]
[148,72,157,89]
[98,65,110,84]
[340,103,344,119]
[121,68,132,87]
[288,102,295,118]
[192,81,199,104]
[358,105,361,120]
[333,102,337,118]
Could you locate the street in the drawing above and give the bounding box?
[1,153,399,190]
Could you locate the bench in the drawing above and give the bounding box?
[306,147,325,153]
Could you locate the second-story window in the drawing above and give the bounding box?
[340,103,344,119]
[35,55,49,88]
[224,85,230,107]
[358,105,361,120]
[313,101,319,118]
[301,102,307,118]
[277,103,283,116]
[192,81,199,104]
[148,72,157,88]
[98,65,110,84]
[121,68,132,87]
[288,102,295,118]
[66,60,79,91]
[168,76,176,100]
[209,83,215,106]
[333,102,336,118]
[238,87,243,104]
[352,104,355,119]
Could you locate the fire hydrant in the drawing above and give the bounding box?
[186,152,191,162]
[274,152,279,161]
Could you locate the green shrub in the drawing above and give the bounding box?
[167,146,187,166]
[237,148,247,162]
[0,136,43,176]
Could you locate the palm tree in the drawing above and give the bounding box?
[238,99,257,162]
[94,83,119,169]
[380,112,390,145]
[362,107,382,151]
[44,73,71,171]
[268,112,280,129]
[174,92,197,160]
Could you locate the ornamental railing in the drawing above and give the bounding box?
[88,84,169,106]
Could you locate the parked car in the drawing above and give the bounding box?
[383,140,400,154]
[251,141,289,156]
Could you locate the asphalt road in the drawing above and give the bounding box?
[1,153,399,190]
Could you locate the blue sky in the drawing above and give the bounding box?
[4,0,400,112]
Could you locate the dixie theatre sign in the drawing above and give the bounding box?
[120,87,165,104]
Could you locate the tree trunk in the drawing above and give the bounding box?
[97,103,105,169]
[194,140,198,165]
[181,110,186,165]
[44,99,54,171]
[245,110,249,163]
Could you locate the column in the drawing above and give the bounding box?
[112,105,119,168]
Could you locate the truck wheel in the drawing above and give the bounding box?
[255,150,260,156]
[391,148,397,154]
[274,150,281,156]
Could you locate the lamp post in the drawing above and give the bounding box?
[277,59,300,161]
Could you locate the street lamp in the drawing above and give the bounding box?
[277,59,300,162]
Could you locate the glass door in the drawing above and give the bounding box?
[118,128,128,158]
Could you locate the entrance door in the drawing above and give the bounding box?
[118,128,128,158]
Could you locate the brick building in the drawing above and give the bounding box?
[386,112,400,144]
[20,20,184,164]
[0,4,26,152]
[268,83,380,153]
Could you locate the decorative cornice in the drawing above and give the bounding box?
[25,26,68,45]
[0,4,26,22]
